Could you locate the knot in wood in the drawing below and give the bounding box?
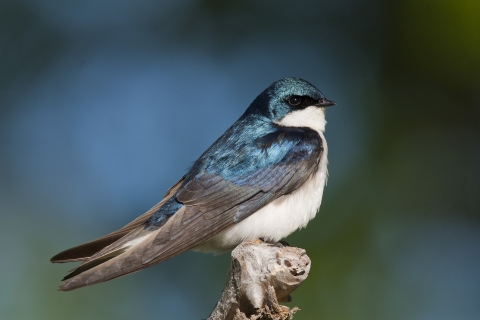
[208,240,311,320]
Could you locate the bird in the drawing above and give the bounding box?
[51,77,335,291]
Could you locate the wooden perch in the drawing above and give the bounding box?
[207,240,311,320]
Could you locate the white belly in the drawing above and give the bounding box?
[196,133,328,253]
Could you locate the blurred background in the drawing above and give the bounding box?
[1,0,479,319]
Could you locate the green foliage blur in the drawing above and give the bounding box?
[1,0,479,319]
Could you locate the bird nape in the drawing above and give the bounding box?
[51,77,335,291]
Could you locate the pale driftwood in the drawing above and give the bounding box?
[207,240,311,320]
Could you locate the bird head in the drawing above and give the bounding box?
[246,78,335,133]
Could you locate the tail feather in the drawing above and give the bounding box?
[62,248,127,280]
[50,177,184,263]
[58,227,162,291]
[57,203,235,291]
[58,206,188,291]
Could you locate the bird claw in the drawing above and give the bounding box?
[276,240,290,247]
[259,238,290,247]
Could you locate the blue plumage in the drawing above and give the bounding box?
[146,78,328,228]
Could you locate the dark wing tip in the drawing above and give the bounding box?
[51,250,88,264]
[50,256,89,263]
[61,248,127,281]
[50,235,124,263]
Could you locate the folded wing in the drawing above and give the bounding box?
[56,127,323,291]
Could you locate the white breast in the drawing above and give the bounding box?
[196,106,328,253]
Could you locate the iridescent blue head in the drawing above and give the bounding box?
[245,78,335,122]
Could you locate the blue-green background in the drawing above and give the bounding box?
[1,0,479,319]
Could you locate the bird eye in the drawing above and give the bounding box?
[288,96,302,107]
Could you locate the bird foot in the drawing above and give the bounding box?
[259,238,290,247]
[277,240,290,247]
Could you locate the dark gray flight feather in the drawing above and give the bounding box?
[50,177,184,263]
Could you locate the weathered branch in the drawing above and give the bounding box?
[207,240,311,320]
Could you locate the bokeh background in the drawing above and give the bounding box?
[1,0,479,319]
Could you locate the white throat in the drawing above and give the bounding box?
[274,106,326,133]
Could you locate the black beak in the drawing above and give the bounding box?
[318,98,336,107]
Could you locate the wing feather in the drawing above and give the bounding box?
[56,127,323,290]
[51,176,184,263]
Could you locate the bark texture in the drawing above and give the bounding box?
[207,240,311,320]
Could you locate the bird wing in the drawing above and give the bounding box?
[58,127,323,291]
[50,176,185,263]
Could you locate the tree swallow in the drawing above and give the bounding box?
[51,77,335,291]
